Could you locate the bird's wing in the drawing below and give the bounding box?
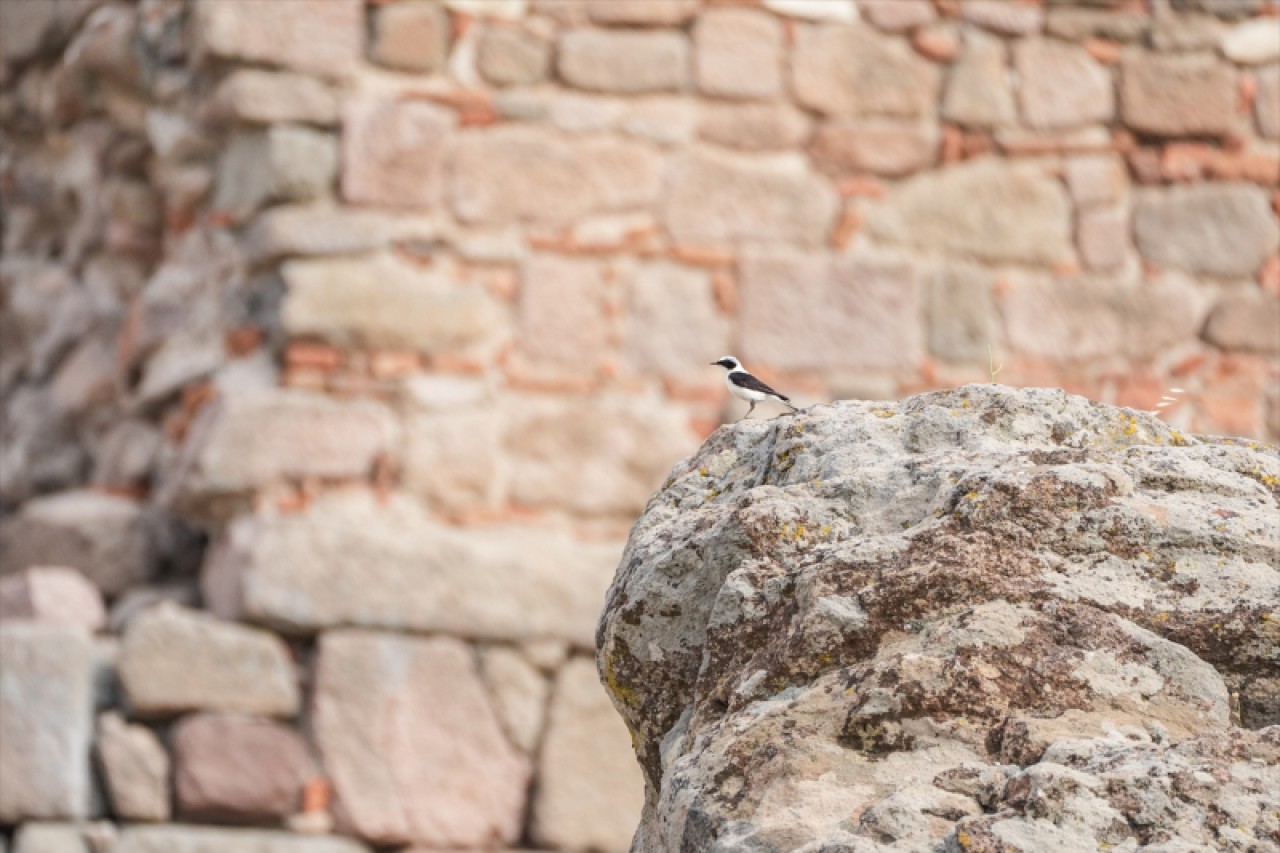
[730,371,789,401]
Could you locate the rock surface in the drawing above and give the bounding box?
[598,385,1280,852]
[96,711,171,822]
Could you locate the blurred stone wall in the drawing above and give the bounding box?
[0,0,1278,851]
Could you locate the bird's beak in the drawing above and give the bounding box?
[709,361,717,365]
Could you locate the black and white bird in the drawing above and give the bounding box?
[712,356,799,420]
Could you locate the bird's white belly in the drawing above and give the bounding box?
[725,373,768,402]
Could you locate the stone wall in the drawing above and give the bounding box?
[0,0,1277,851]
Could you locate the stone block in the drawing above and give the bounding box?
[201,491,622,646]
[518,255,611,372]
[96,712,170,822]
[194,0,362,78]
[1134,184,1280,278]
[661,148,838,246]
[246,203,439,262]
[450,126,662,225]
[960,0,1044,35]
[213,127,337,220]
[861,0,936,32]
[1222,18,1280,65]
[809,119,938,177]
[282,253,504,351]
[558,30,689,93]
[587,0,698,25]
[478,25,552,86]
[0,491,153,596]
[697,102,813,151]
[173,713,313,824]
[531,658,645,852]
[1203,291,1280,354]
[866,158,1073,266]
[0,567,105,632]
[1258,65,1280,139]
[368,1,450,73]
[478,646,548,753]
[208,70,338,126]
[792,23,940,117]
[115,826,370,853]
[1046,8,1149,41]
[1078,205,1131,271]
[1064,154,1127,209]
[694,9,784,99]
[1120,51,1238,137]
[177,389,398,496]
[740,249,923,370]
[313,632,530,846]
[624,262,730,376]
[402,410,504,512]
[927,264,994,363]
[943,33,1016,128]
[1015,39,1113,130]
[342,98,454,210]
[117,604,299,718]
[763,0,858,22]
[0,624,94,822]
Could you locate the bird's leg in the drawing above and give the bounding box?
[739,400,757,421]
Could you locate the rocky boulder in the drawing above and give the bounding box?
[597,385,1279,851]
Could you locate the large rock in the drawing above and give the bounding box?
[1014,39,1113,129]
[202,490,622,646]
[1120,50,1238,136]
[597,385,1280,851]
[558,30,689,93]
[367,0,450,73]
[0,624,94,822]
[0,567,105,631]
[1133,183,1280,279]
[866,158,1073,266]
[660,148,838,246]
[313,632,530,846]
[792,22,940,117]
[693,9,784,100]
[115,826,370,853]
[208,70,338,126]
[808,119,938,177]
[172,712,313,824]
[0,491,154,596]
[1203,290,1280,354]
[450,127,662,225]
[117,604,299,718]
[943,32,1017,128]
[341,98,454,210]
[281,253,503,351]
[193,0,362,78]
[96,712,170,822]
[532,658,646,852]
[212,127,337,220]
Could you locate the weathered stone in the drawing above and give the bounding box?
[213,127,337,220]
[12,823,115,853]
[282,253,503,351]
[1203,290,1280,354]
[1120,51,1239,136]
[860,0,936,32]
[518,255,610,372]
[246,203,438,262]
[505,396,697,516]
[369,1,449,73]
[927,264,994,363]
[697,102,813,151]
[1002,272,1207,361]
[960,0,1045,35]
[942,32,1016,128]
[1064,154,1127,209]
[478,646,548,752]
[1016,39,1113,129]
[194,0,362,78]
[1151,11,1225,51]
[173,713,313,824]
[792,23,940,117]
[867,158,1073,265]
[599,385,1278,851]
[92,420,161,489]
[1258,64,1280,139]
[117,604,299,718]
[586,0,698,26]
[624,262,730,376]
[115,826,369,853]
[1078,205,1131,271]
[403,410,503,512]
[532,658,645,852]
[1134,184,1280,278]
[341,98,453,210]
[176,389,398,497]
[202,491,622,645]
[314,632,530,846]
[0,624,93,822]
[0,567,105,632]
[558,30,689,93]
[96,712,170,822]
[694,9,784,99]
[0,491,153,596]
[763,0,858,22]
[477,25,552,86]
[740,249,923,370]
[208,70,338,126]
[1222,18,1280,65]
[1046,8,1149,41]
[661,148,838,246]
[450,127,662,224]
[808,119,938,177]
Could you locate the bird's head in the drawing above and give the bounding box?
[711,356,741,371]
